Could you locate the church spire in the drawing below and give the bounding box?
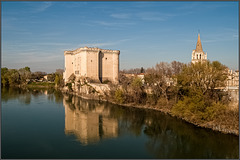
[195,33,203,52]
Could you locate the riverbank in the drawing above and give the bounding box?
[26,82,55,88]
[60,87,239,136]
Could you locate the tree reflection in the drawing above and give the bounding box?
[142,111,239,159]
[1,87,63,105]
[79,98,238,159]
[63,95,238,159]
[2,87,32,105]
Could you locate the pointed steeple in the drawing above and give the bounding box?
[195,33,203,52]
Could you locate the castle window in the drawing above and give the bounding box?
[197,54,198,59]
[91,60,92,62]
[105,58,107,60]
[200,54,201,59]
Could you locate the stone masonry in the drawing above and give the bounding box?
[63,46,120,83]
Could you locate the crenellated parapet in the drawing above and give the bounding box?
[64,46,120,55]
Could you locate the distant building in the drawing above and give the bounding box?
[226,69,239,88]
[137,73,145,84]
[192,33,207,64]
[43,75,48,81]
[63,46,120,84]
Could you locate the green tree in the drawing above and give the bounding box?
[1,67,9,86]
[130,77,146,104]
[19,66,31,83]
[54,71,64,87]
[55,74,60,85]
[172,61,228,122]
[115,88,125,104]
[7,69,21,86]
[176,61,227,101]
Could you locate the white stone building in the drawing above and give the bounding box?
[63,46,120,83]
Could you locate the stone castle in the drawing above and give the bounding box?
[63,46,120,83]
[192,33,207,64]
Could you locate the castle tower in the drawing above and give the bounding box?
[63,47,120,84]
[191,33,207,64]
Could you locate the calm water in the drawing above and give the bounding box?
[1,87,239,159]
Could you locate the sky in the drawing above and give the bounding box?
[2,1,239,73]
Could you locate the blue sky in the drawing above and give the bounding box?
[2,1,238,73]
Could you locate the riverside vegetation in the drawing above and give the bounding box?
[1,67,64,88]
[1,60,238,135]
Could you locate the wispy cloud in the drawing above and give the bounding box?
[181,31,238,44]
[78,38,133,48]
[80,42,116,48]
[60,2,88,8]
[33,2,52,13]
[110,13,131,19]
[176,2,235,11]
[92,21,136,27]
[110,11,176,21]
[233,34,238,39]
[137,12,174,21]
[4,42,69,48]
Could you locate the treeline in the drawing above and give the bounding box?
[109,60,238,131]
[112,61,185,106]
[121,67,145,74]
[1,67,64,87]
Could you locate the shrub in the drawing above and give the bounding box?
[66,83,73,91]
[115,89,125,104]
[102,79,111,84]
[171,94,227,123]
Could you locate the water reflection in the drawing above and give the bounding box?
[63,94,239,159]
[1,87,63,105]
[63,95,118,145]
[2,87,239,159]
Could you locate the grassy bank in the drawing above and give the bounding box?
[26,82,55,88]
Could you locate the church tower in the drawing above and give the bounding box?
[191,33,207,64]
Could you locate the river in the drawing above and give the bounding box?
[1,87,239,159]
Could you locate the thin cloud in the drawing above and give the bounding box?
[233,34,238,39]
[80,42,116,48]
[61,2,88,8]
[110,11,176,21]
[136,12,175,21]
[5,42,69,48]
[92,21,135,27]
[78,38,133,48]
[110,13,131,19]
[33,2,52,13]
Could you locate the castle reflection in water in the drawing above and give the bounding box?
[63,95,118,145]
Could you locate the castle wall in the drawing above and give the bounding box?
[64,47,119,83]
[102,52,114,82]
[112,52,119,83]
[63,53,74,82]
[86,50,99,80]
[80,51,87,77]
